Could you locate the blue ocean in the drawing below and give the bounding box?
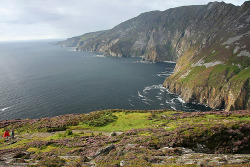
[0,40,211,120]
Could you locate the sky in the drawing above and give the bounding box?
[0,0,247,41]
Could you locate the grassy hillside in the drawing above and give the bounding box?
[0,109,249,166]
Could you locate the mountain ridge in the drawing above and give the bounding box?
[58,1,250,111]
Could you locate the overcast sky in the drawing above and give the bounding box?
[0,0,246,41]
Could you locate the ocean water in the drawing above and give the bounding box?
[0,40,211,120]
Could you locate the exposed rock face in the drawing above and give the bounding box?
[163,1,250,111]
[59,1,250,110]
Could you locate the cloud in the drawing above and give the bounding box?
[0,0,246,41]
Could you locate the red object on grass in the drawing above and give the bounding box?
[3,131,10,137]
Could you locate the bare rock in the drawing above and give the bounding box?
[13,152,30,159]
[94,144,115,157]
[110,132,117,136]
[120,160,128,166]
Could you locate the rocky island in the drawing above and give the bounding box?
[58,1,250,111]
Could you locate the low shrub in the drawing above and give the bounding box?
[86,111,117,127]
[65,129,73,136]
[37,156,65,167]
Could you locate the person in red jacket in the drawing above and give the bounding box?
[3,130,10,141]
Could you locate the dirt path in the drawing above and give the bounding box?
[15,129,112,140]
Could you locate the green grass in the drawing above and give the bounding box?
[27,144,74,154]
[179,66,207,87]
[224,67,250,98]
[26,147,40,153]
[230,67,250,82]
[67,110,250,133]
[204,51,218,63]
[49,132,78,140]
[227,54,250,69]
[39,145,61,153]
[1,138,33,149]
[75,112,155,132]
[177,64,245,92]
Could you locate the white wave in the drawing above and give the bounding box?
[177,97,185,103]
[138,91,144,98]
[157,74,171,77]
[1,106,11,111]
[160,103,164,106]
[143,84,163,93]
[160,89,165,92]
[94,55,105,58]
[142,101,150,105]
[156,95,162,100]
[166,100,170,104]
[171,106,176,110]
[132,61,153,64]
[163,61,176,64]
[165,89,174,94]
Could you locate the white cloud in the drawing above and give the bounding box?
[0,0,246,41]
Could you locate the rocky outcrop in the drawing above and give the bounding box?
[94,144,116,157]
[59,1,250,110]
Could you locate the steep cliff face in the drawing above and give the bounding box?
[59,1,250,110]
[163,1,250,111]
[60,5,211,61]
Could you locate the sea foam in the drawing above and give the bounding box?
[1,106,11,112]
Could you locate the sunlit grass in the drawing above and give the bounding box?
[72,112,155,132]
[0,138,32,150]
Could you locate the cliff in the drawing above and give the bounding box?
[163,1,250,111]
[59,2,250,110]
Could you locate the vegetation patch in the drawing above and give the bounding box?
[0,110,249,166]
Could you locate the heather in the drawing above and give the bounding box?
[0,109,249,166]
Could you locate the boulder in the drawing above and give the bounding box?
[94,144,115,157]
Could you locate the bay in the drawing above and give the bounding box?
[0,40,211,120]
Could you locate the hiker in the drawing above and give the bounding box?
[3,130,10,141]
[11,129,14,139]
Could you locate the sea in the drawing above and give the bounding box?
[0,40,212,120]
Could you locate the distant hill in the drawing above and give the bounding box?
[59,1,250,111]
[57,30,107,47]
